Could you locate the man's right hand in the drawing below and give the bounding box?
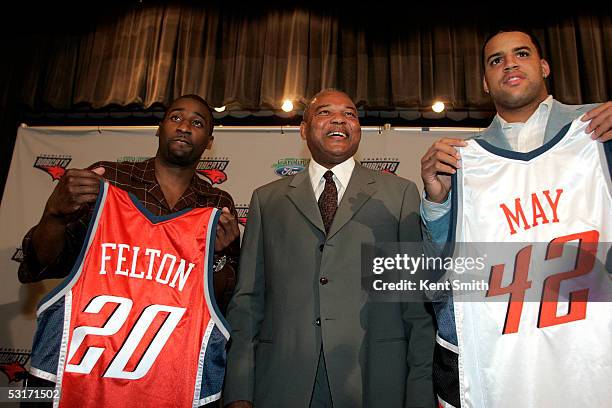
[420,138,466,203]
[42,167,106,224]
[31,167,105,267]
[224,401,253,408]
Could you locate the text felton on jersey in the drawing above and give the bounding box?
[98,243,195,292]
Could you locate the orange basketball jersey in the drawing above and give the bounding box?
[30,182,229,407]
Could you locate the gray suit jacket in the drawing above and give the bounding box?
[224,164,436,408]
[425,99,600,245]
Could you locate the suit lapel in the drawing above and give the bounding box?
[543,100,583,143]
[286,169,325,233]
[327,165,376,240]
[479,117,513,150]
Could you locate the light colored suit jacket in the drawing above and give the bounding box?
[224,164,436,408]
[424,99,600,244]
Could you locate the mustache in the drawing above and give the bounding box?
[170,132,192,144]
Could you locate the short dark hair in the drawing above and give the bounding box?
[302,88,353,122]
[482,27,544,68]
[165,94,215,136]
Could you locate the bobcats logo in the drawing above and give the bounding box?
[236,206,249,226]
[34,155,72,181]
[200,169,227,184]
[361,158,400,175]
[197,159,229,185]
[0,349,30,384]
[11,248,23,263]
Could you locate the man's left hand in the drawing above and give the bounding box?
[582,101,612,142]
[215,207,240,252]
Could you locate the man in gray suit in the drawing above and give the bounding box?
[420,28,612,243]
[224,89,435,408]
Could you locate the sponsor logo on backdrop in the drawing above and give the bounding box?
[116,156,148,163]
[115,156,230,184]
[33,155,72,181]
[272,158,310,177]
[197,158,229,185]
[0,349,30,383]
[361,158,400,175]
[11,248,23,263]
[236,205,249,226]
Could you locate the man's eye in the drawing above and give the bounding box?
[317,110,329,115]
[517,51,530,57]
[490,57,502,66]
[170,115,181,122]
[192,120,204,128]
[345,111,356,117]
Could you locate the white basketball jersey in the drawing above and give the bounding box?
[451,118,612,408]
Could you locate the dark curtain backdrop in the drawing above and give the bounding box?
[0,3,610,195]
[9,4,611,111]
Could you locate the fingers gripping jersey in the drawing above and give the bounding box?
[436,119,612,408]
[29,182,229,407]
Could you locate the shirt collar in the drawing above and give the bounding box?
[308,156,356,192]
[497,95,553,128]
[130,157,214,197]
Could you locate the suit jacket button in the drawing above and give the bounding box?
[319,277,328,285]
[315,317,321,326]
[319,244,324,252]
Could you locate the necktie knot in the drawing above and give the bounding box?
[318,170,338,234]
[323,170,334,182]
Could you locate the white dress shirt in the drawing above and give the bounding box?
[422,95,554,222]
[498,95,553,153]
[308,157,356,203]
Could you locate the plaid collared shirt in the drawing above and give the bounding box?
[19,158,239,310]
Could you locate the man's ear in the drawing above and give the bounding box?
[206,135,214,150]
[483,76,490,94]
[541,59,551,79]
[300,121,307,141]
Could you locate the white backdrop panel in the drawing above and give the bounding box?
[0,125,479,386]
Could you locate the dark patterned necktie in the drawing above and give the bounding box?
[318,170,338,234]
